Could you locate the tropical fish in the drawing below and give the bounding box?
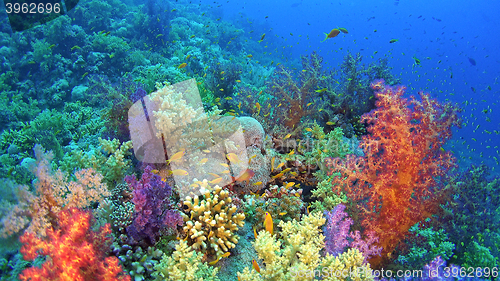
[252,260,261,273]
[233,169,255,184]
[284,182,294,189]
[338,27,348,33]
[321,29,340,42]
[258,33,266,42]
[315,88,327,93]
[255,102,261,115]
[71,45,80,51]
[264,212,273,235]
[253,226,258,239]
[168,169,189,176]
[166,150,185,164]
[178,63,187,69]
[247,54,253,58]
[199,158,208,165]
[209,177,223,184]
[389,39,398,43]
[209,252,231,265]
[271,156,276,171]
[284,134,291,139]
[326,121,335,125]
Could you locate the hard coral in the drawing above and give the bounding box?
[237,211,374,281]
[327,80,461,266]
[181,185,245,257]
[19,207,130,281]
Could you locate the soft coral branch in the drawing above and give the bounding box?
[327,80,461,266]
[19,207,130,281]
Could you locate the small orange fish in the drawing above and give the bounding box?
[208,173,220,178]
[199,158,208,165]
[247,54,253,58]
[226,153,241,164]
[255,102,261,115]
[209,177,223,184]
[166,150,185,164]
[233,169,255,185]
[271,156,276,172]
[264,212,273,235]
[252,259,261,273]
[178,62,187,69]
[322,29,340,42]
[284,182,294,189]
[315,88,327,93]
[168,169,189,176]
[326,121,335,125]
[253,226,258,239]
[284,134,291,139]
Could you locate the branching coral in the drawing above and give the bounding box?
[237,211,373,281]
[153,240,220,281]
[327,80,461,266]
[19,207,130,281]
[181,184,245,257]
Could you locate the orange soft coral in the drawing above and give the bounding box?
[19,207,130,281]
[327,80,461,267]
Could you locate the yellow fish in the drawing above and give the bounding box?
[284,134,291,139]
[276,162,285,170]
[167,150,185,164]
[169,169,188,176]
[305,128,312,132]
[326,121,335,125]
[271,156,276,171]
[208,173,220,178]
[279,212,287,216]
[208,252,230,265]
[264,212,273,235]
[315,88,327,93]
[284,182,294,189]
[253,226,258,239]
[226,153,241,164]
[252,260,261,273]
[255,102,261,115]
[253,181,263,186]
[178,62,187,69]
[199,158,208,165]
[209,177,223,184]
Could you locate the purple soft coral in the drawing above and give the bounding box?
[324,204,353,257]
[323,204,382,262]
[125,166,183,245]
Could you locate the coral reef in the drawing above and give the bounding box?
[19,207,130,281]
[125,166,183,246]
[153,240,220,281]
[327,80,461,266]
[237,211,373,281]
[181,184,245,257]
[0,145,109,238]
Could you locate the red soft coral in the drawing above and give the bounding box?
[19,207,130,281]
[327,80,460,266]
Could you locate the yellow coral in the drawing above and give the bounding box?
[153,240,219,281]
[181,185,245,257]
[237,212,373,281]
